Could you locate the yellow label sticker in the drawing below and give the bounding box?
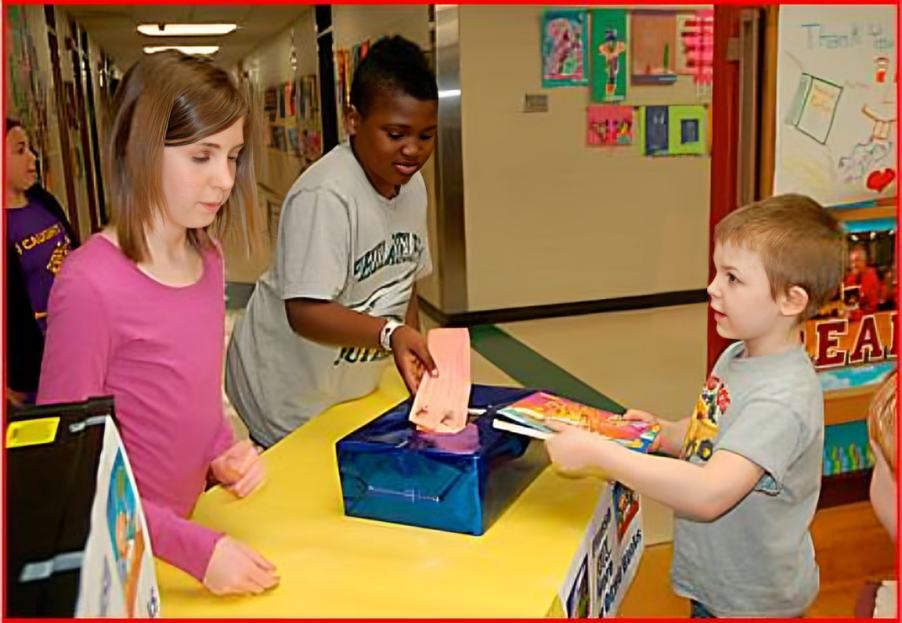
[6,417,60,449]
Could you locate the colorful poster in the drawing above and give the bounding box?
[638,105,707,157]
[587,105,634,146]
[774,5,897,207]
[676,11,714,79]
[591,9,629,102]
[77,419,160,618]
[640,105,670,155]
[272,125,288,152]
[305,130,323,161]
[287,127,300,154]
[630,11,678,85]
[264,87,277,123]
[676,10,714,98]
[541,9,589,87]
[285,80,296,117]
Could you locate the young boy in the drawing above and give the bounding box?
[546,194,846,617]
[226,37,439,448]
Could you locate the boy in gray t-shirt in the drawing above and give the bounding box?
[225,37,439,448]
[545,195,846,617]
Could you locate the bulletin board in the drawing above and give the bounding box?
[773,5,897,208]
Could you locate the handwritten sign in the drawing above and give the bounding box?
[774,5,897,207]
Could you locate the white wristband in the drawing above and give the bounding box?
[380,320,403,351]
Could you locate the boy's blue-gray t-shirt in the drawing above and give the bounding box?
[671,341,824,617]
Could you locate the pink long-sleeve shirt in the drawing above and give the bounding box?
[38,235,234,582]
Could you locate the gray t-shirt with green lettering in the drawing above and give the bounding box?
[670,341,823,617]
[225,142,431,447]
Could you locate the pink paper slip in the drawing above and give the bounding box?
[409,328,471,434]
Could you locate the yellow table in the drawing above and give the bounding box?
[156,372,627,618]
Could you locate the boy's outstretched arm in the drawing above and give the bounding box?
[545,424,763,522]
[285,298,437,393]
[286,298,388,349]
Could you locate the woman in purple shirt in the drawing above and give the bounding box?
[5,119,78,405]
[37,51,278,596]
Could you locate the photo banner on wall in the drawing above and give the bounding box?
[541,9,589,88]
[773,5,897,208]
[591,9,628,102]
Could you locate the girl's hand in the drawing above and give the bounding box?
[211,440,267,498]
[203,536,279,596]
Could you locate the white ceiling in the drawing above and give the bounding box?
[65,5,313,71]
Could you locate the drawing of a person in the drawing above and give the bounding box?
[598,29,626,97]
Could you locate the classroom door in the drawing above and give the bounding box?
[707,5,770,372]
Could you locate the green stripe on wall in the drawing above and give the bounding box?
[469,325,624,414]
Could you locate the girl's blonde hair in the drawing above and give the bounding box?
[868,373,896,476]
[106,51,261,262]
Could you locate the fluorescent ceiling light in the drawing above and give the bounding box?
[439,89,460,98]
[138,23,236,36]
[144,46,219,55]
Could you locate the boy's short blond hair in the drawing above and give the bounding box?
[868,374,896,477]
[713,194,845,320]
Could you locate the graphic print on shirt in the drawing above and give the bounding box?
[333,233,424,367]
[14,223,71,270]
[352,232,425,283]
[679,374,731,463]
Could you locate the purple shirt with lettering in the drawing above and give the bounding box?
[6,198,72,333]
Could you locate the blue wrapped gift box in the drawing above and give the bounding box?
[336,385,550,535]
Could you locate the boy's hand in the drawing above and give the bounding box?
[623,409,658,425]
[391,325,438,394]
[203,536,280,596]
[623,409,663,453]
[211,440,267,498]
[544,420,609,477]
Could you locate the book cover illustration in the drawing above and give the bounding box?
[495,392,659,453]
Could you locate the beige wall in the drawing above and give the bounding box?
[458,5,712,312]
[228,8,319,283]
[332,5,430,49]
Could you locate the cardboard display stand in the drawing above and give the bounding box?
[6,397,160,618]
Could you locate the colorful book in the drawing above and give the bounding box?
[495,392,659,453]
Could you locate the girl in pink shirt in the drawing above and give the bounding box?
[38,51,278,596]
